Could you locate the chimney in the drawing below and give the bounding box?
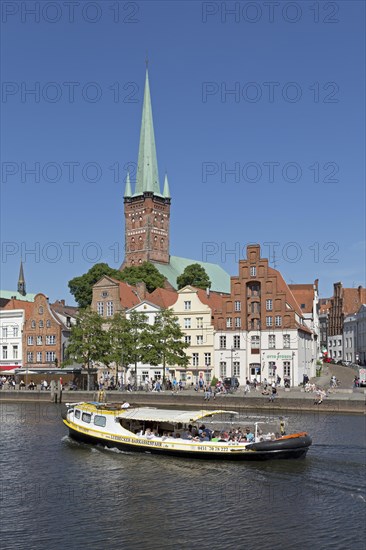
[358,286,363,302]
[136,281,147,301]
[206,287,210,297]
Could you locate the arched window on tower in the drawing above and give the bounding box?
[154,216,157,227]
[139,215,143,228]
[160,238,164,250]
[130,237,135,251]
[154,235,158,249]
[161,215,164,229]
[131,215,135,227]
[138,236,143,250]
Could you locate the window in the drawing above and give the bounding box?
[154,371,162,378]
[234,301,241,312]
[220,361,227,377]
[27,336,34,345]
[184,301,191,311]
[94,415,107,427]
[269,335,276,349]
[204,353,211,366]
[192,353,199,367]
[106,301,114,317]
[46,351,56,362]
[39,320,43,328]
[82,412,91,424]
[46,335,56,345]
[196,335,203,345]
[31,320,36,328]
[185,335,191,345]
[275,316,282,326]
[13,345,18,359]
[97,302,104,316]
[250,266,257,277]
[338,339,341,346]
[37,336,42,345]
[2,346,7,359]
[284,362,291,377]
[38,306,44,315]
[184,318,191,329]
[269,361,276,377]
[27,351,33,363]
[266,299,273,311]
[196,317,203,329]
[233,362,240,376]
[142,371,149,380]
[74,409,81,419]
[235,317,241,328]
[2,327,7,338]
[220,335,226,349]
[102,291,109,298]
[283,334,290,348]
[266,316,273,327]
[226,317,232,328]
[13,326,19,337]
[36,352,42,363]
[338,350,341,357]
[329,340,332,347]
[251,335,260,348]
[233,335,240,349]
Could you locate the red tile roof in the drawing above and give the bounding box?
[196,288,225,313]
[149,287,178,308]
[288,284,315,314]
[1,298,34,319]
[268,267,303,316]
[342,287,366,315]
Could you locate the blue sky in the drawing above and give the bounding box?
[1,0,365,303]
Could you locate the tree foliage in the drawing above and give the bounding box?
[63,308,108,389]
[119,262,167,293]
[144,309,190,384]
[176,263,211,290]
[68,262,167,307]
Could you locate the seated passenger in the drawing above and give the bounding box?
[199,431,210,442]
[245,427,254,442]
[144,428,154,439]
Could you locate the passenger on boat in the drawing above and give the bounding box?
[245,428,254,442]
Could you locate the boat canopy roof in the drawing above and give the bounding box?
[117,408,238,424]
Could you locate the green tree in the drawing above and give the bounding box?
[119,262,166,293]
[106,310,150,388]
[145,309,189,386]
[63,308,108,390]
[176,263,211,290]
[68,263,119,308]
[68,261,167,308]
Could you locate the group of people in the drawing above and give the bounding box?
[139,424,258,444]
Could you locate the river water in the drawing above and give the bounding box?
[0,403,365,550]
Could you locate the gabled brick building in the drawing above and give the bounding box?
[213,244,315,386]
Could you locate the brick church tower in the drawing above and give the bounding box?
[123,67,171,266]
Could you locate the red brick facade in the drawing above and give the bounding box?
[124,193,170,266]
[213,244,306,333]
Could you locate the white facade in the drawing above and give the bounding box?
[343,314,357,363]
[328,334,343,361]
[0,310,24,370]
[125,301,163,383]
[170,286,215,385]
[214,328,315,387]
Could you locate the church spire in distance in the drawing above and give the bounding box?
[124,171,132,198]
[18,261,26,296]
[134,63,161,196]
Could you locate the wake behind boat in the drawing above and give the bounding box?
[62,402,312,461]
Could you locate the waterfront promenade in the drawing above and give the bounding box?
[1,365,364,414]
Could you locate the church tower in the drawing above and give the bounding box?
[18,261,26,296]
[123,67,171,267]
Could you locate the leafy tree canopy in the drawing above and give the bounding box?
[176,263,211,290]
[68,262,166,307]
[119,262,166,293]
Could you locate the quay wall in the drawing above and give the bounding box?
[0,390,364,414]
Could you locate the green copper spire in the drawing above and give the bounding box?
[163,173,170,198]
[124,171,132,197]
[18,261,26,296]
[135,68,161,196]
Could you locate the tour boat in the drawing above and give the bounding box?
[62,402,312,460]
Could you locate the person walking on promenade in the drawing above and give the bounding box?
[268,383,277,402]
